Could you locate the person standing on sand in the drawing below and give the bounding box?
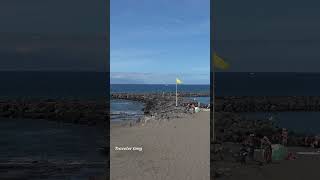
[245,133,255,161]
[304,136,308,147]
[311,135,319,148]
[261,136,272,164]
[249,134,255,161]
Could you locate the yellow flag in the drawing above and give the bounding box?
[213,53,229,70]
[176,78,182,84]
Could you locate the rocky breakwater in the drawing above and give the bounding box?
[215,96,320,112]
[0,99,108,126]
[214,112,306,146]
[214,96,318,146]
[111,92,208,122]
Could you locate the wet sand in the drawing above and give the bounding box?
[110,111,210,180]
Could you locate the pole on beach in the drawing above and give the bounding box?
[212,2,215,143]
[176,82,178,107]
[175,78,182,107]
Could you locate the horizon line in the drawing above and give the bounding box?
[111,83,210,85]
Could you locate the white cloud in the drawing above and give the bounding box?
[111,72,209,84]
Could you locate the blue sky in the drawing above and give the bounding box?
[110,0,210,84]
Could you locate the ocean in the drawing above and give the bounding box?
[0,118,106,179]
[216,72,320,134]
[0,71,108,99]
[110,84,210,122]
[111,84,210,93]
[215,72,320,96]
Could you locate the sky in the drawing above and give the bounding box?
[0,0,107,71]
[2,0,318,76]
[214,0,320,72]
[110,0,210,84]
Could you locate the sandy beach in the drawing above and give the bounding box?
[110,111,210,180]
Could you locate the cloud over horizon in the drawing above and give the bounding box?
[111,72,209,84]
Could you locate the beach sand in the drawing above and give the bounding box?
[110,111,210,180]
[215,144,320,180]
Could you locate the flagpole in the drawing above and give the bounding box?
[176,82,178,107]
[212,1,215,143]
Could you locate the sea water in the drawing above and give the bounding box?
[0,118,106,179]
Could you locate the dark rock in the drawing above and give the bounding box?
[0,99,107,126]
[216,96,320,112]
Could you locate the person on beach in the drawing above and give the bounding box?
[191,104,195,112]
[261,136,272,164]
[282,128,288,146]
[239,143,249,164]
[245,133,255,161]
[311,135,319,148]
[304,136,310,147]
[186,103,191,113]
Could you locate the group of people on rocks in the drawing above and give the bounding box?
[304,135,320,148]
[185,101,210,113]
[240,128,289,164]
[186,103,196,113]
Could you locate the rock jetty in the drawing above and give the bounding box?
[0,99,108,125]
[215,96,320,112]
[214,96,320,146]
[214,112,306,146]
[111,92,210,121]
[0,92,209,125]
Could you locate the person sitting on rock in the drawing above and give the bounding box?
[190,104,195,113]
